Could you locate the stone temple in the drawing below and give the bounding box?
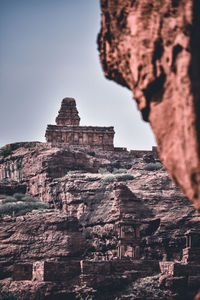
[45,98,115,151]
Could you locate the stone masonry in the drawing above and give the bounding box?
[45,98,115,151]
[159,229,200,294]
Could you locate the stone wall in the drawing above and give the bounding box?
[32,261,80,282]
[13,259,159,282]
[13,263,33,281]
[182,248,200,264]
[45,125,115,151]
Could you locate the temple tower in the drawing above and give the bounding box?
[55,98,80,126]
[45,97,115,150]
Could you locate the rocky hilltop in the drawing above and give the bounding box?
[0,99,199,299]
[0,141,200,299]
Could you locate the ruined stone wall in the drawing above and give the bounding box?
[13,259,159,282]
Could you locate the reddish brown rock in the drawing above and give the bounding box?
[0,142,200,299]
[195,291,200,300]
[0,212,87,279]
[98,0,200,211]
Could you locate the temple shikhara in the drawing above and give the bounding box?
[45,97,115,151]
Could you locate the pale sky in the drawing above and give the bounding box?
[0,0,156,150]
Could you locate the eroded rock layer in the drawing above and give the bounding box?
[98,0,200,211]
[0,143,200,298]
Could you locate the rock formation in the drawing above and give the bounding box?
[0,141,200,298]
[45,98,115,151]
[98,0,200,211]
[0,98,199,298]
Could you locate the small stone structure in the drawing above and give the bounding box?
[13,259,159,283]
[116,219,140,259]
[13,263,33,281]
[32,260,80,282]
[45,98,115,151]
[159,229,200,293]
[160,230,200,274]
[182,229,200,264]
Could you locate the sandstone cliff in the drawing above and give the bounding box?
[0,142,199,299]
[98,0,200,211]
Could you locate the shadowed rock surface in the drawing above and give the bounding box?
[98,0,200,211]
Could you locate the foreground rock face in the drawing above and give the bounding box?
[98,0,200,211]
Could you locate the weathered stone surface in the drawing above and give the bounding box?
[0,181,26,195]
[0,142,199,299]
[98,0,200,211]
[0,212,86,279]
[0,143,101,203]
[13,263,33,281]
[32,260,81,282]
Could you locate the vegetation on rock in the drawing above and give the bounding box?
[115,174,134,181]
[103,175,115,182]
[112,168,127,174]
[76,294,94,300]
[0,193,49,217]
[0,147,12,158]
[98,167,109,174]
[87,151,96,157]
[144,162,162,171]
[130,275,167,299]
[67,170,81,175]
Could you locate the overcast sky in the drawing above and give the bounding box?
[0,0,156,150]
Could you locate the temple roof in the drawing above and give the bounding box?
[55,97,80,126]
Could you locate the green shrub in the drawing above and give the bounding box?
[76,294,93,300]
[87,151,95,157]
[112,168,127,174]
[67,170,80,175]
[0,147,12,157]
[98,167,109,174]
[144,162,162,171]
[87,177,99,182]
[12,193,26,201]
[0,194,49,217]
[131,275,167,299]
[115,174,134,181]
[1,196,16,204]
[103,175,115,183]
[13,193,36,202]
